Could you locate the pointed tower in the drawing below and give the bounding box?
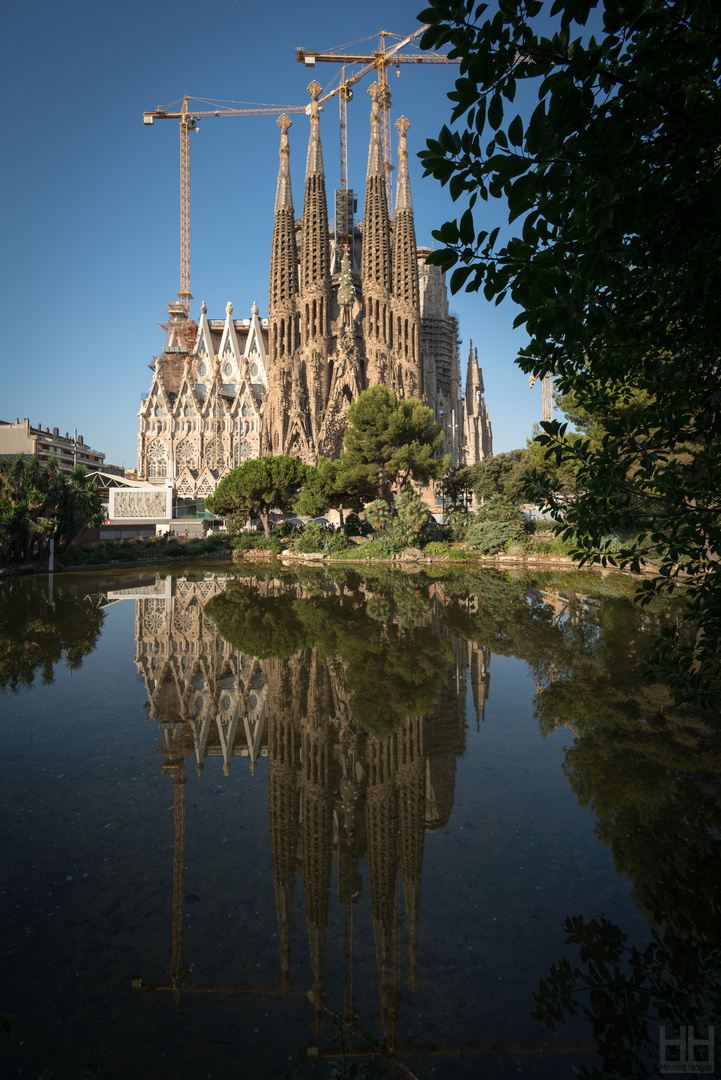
[296,80,333,458]
[391,116,421,399]
[266,114,299,457]
[361,82,393,387]
[269,114,299,363]
[299,81,331,340]
[463,341,493,465]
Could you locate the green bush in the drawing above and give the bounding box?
[531,533,575,556]
[475,496,526,524]
[465,519,524,553]
[424,540,450,557]
[296,522,325,553]
[323,533,348,554]
[230,534,267,552]
[358,535,404,559]
[443,507,471,542]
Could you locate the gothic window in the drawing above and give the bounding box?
[145,599,166,632]
[175,610,193,632]
[184,406,190,417]
[238,440,252,463]
[224,363,233,376]
[177,441,197,469]
[199,363,207,376]
[155,406,161,417]
[148,441,167,478]
[204,438,225,468]
[241,405,249,417]
[224,339,232,354]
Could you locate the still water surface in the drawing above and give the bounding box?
[0,563,718,1079]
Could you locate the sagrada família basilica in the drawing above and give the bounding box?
[136,81,492,504]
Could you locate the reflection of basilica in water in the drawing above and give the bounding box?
[114,572,491,1036]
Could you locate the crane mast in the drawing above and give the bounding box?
[296,27,459,212]
[144,97,309,320]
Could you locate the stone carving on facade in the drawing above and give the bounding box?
[114,489,168,519]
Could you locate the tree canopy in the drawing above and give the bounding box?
[293,455,365,531]
[419,0,721,706]
[205,455,307,539]
[0,458,104,565]
[340,385,448,502]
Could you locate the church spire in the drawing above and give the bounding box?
[392,116,419,310]
[361,83,393,379]
[305,78,324,179]
[299,80,331,325]
[391,115,420,395]
[274,113,294,213]
[268,114,299,365]
[394,115,413,214]
[463,341,493,463]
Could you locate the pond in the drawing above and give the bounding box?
[0,562,718,1080]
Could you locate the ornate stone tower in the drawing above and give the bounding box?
[463,341,493,464]
[391,116,421,399]
[360,82,394,389]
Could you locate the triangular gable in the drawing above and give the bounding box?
[196,467,218,497]
[217,305,242,382]
[243,708,267,772]
[194,308,214,361]
[242,302,268,388]
[140,365,174,420]
[175,466,196,497]
[233,381,261,422]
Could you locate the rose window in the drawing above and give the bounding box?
[146,609,164,632]
[204,438,225,467]
[147,441,167,478]
[177,441,196,469]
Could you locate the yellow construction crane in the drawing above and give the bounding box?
[529,372,553,423]
[143,96,311,315]
[296,28,460,213]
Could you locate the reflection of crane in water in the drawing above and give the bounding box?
[131,727,308,1009]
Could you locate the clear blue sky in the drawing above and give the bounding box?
[1,0,542,470]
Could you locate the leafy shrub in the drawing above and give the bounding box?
[296,522,325,553]
[366,500,392,531]
[230,534,282,554]
[324,533,348,554]
[359,535,404,559]
[444,508,471,542]
[531,532,575,555]
[465,519,524,553]
[424,540,450,557]
[475,495,526,524]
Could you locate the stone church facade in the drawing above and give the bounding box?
[137,81,492,498]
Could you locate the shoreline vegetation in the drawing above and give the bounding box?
[0,528,661,580]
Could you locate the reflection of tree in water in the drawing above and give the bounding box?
[437,566,721,1076]
[0,577,105,692]
[532,914,720,1079]
[205,577,450,740]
